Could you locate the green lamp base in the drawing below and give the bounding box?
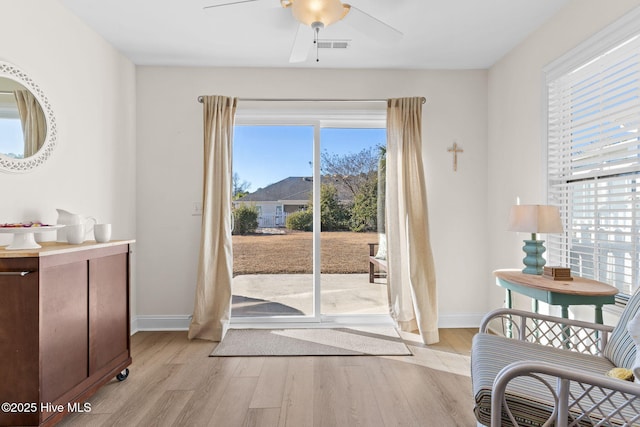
[522,239,546,275]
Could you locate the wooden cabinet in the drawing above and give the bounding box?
[0,241,133,426]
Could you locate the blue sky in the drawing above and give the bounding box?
[0,118,24,156]
[233,126,386,191]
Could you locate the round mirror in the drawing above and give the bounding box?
[0,61,57,173]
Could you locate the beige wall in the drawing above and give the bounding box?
[487,0,640,318]
[9,0,632,330]
[135,67,489,328]
[0,1,137,314]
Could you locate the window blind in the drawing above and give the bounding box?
[547,33,640,295]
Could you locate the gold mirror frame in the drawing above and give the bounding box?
[0,61,57,173]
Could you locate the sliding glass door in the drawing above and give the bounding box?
[230,115,389,324]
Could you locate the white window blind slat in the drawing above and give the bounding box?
[568,115,640,144]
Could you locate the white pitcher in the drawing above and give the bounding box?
[56,209,96,242]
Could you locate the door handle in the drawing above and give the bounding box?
[0,271,33,276]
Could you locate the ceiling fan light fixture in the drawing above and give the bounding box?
[284,0,350,27]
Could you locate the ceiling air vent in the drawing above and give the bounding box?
[317,40,351,49]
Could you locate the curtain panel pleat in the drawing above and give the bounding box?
[14,89,46,157]
[188,95,237,342]
[386,97,439,345]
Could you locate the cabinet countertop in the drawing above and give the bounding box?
[0,240,135,258]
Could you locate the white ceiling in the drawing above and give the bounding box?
[58,0,570,69]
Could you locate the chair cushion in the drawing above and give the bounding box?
[628,311,640,384]
[472,334,616,427]
[375,234,387,260]
[603,288,640,369]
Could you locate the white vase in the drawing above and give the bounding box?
[627,311,640,384]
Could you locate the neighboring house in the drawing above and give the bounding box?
[234,176,353,227]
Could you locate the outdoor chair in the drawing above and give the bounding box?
[471,287,640,426]
[367,242,387,283]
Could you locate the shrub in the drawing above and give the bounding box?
[319,184,350,231]
[232,205,259,235]
[286,210,313,231]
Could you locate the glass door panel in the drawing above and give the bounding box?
[319,127,388,315]
[231,125,315,318]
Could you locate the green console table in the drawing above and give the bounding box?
[495,269,618,324]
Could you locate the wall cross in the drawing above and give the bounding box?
[447,142,464,172]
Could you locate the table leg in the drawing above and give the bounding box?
[595,304,604,324]
[506,289,512,338]
[561,305,570,348]
[594,304,604,343]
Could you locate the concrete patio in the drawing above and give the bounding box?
[231,273,388,317]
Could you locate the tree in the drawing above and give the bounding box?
[377,145,386,234]
[232,173,251,200]
[320,145,385,232]
[321,147,379,198]
[350,174,378,232]
[318,183,350,231]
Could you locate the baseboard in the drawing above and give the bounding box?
[438,313,484,329]
[133,315,192,333]
[132,312,483,333]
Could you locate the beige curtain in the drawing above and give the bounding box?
[14,90,46,157]
[385,97,439,345]
[188,95,237,342]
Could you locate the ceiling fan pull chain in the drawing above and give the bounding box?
[312,21,323,62]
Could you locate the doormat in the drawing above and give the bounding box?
[210,327,412,357]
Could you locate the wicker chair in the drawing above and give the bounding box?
[471,288,640,426]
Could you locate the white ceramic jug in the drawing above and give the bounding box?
[56,209,96,242]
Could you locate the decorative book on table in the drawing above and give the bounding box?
[543,266,573,281]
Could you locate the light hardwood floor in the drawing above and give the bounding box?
[59,328,478,427]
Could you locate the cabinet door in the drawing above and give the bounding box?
[89,252,129,375]
[40,260,89,403]
[0,259,40,427]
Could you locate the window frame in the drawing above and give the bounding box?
[544,6,640,296]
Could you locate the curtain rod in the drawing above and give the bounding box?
[197,96,426,104]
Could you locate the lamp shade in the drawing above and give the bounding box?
[508,205,563,234]
[289,0,350,26]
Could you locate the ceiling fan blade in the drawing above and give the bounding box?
[203,0,273,11]
[344,6,403,43]
[289,24,313,63]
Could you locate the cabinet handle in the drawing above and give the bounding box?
[0,271,33,276]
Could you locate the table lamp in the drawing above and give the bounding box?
[508,204,563,275]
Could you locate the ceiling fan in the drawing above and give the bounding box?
[203,0,403,63]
